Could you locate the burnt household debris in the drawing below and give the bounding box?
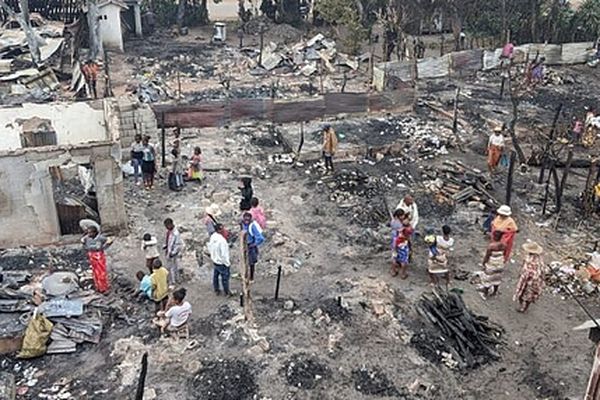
[1,1,600,400]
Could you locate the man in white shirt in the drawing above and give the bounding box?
[164,288,191,331]
[395,195,419,229]
[208,224,231,296]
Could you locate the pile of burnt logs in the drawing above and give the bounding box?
[415,290,504,369]
[423,160,498,208]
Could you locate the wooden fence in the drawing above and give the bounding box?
[152,90,416,129]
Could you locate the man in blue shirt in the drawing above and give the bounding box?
[136,271,153,300]
[241,212,265,281]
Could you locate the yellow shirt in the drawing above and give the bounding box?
[151,267,169,301]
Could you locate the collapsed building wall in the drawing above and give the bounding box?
[0,142,127,247]
[0,101,109,151]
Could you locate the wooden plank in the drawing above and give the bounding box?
[162,102,228,128]
[230,98,269,121]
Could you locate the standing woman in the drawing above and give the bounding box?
[187,146,204,181]
[487,126,504,175]
[130,134,144,185]
[141,135,157,190]
[239,177,253,211]
[478,230,506,299]
[514,242,545,313]
[491,205,518,262]
[81,223,112,293]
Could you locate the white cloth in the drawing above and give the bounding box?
[436,235,454,251]
[166,228,184,257]
[141,237,160,259]
[488,134,504,147]
[165,301,191,328]
[131,141,144,153]
[395,200,419,229]
[208,232,230,267]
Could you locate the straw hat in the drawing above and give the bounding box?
[522,242,543,255]
[497,205,512,216]
[205,204,222,217]
[79,219,100,232]
[493,126,503,132]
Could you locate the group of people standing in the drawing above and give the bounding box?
[386,195,546,313]
[129,131,204,191]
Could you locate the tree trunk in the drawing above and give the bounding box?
[0,0,44,65]
[86,0,103,60]
[176,0,187,30]
[508,90,526,165]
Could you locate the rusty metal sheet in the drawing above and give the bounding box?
[324,93,368,115]
[272,98,325,123]
[230,98,270,121]
[450,49,483,76]
[161,102,229,128]
[369,89,415,112]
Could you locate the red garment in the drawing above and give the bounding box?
[88,250,109,293]
[491,228,516,262]
[501,43,514,58]
[81,63,99,81]
[250,206,267,229]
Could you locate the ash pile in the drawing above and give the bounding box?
[317,167,405,227]
[411,290,504,370]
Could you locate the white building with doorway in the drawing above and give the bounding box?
[98,0,128,51]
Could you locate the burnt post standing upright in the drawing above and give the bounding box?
[506,151,516,205]
[161,112,166,168]
[274,265,282,300]
[134,352,148,400]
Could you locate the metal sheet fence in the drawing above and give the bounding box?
[375,41,595,89]
[153,90,416,129]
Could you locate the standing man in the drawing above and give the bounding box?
[164,218,184,287]
[208,224,231,296]
[322,125,338,172]
[395,195,419,230]
[81,59,100,99]
[241,212,265,281]
[487,126,505,175]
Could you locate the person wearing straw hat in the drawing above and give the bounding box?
[487,126,505,175]
[513,241,545,313]
[204,203,223,236]
[491,205,518,263]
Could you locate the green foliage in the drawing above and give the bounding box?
[141,0,208,27]
[315,0,368,54]
[574,0,600,40]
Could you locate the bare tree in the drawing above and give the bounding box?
[0,0,45,66]
[86,0,103,60]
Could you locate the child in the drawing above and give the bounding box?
[150,259,169,312]
[187,147,203,181]
[142,233,160,273]
[250,197,267,229]
[391,226,412,279]
[154,288,192,334]
[426,225,454,288]
[135,270,152,300]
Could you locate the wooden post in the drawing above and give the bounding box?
[258,25,265,66]
[538,104,563,184]
[134,353,148,400]
[161,113,166,168]
[176,69,181,101]
[556,150,574,212]
[318,59,324,94]
[240,231,255,323]
[103,48,113,97]
[506,151,516,205]
[274,265,282,300]
[452,88,463,151]
[341,71,347,93]
[542,162,553,215]
[583,160,599,217]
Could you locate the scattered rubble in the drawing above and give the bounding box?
[282,353,330,389]
[351,366,400,397]
[188,358,258,400]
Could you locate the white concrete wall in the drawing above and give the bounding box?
[0,102,107,151]
[99,4,124,51]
